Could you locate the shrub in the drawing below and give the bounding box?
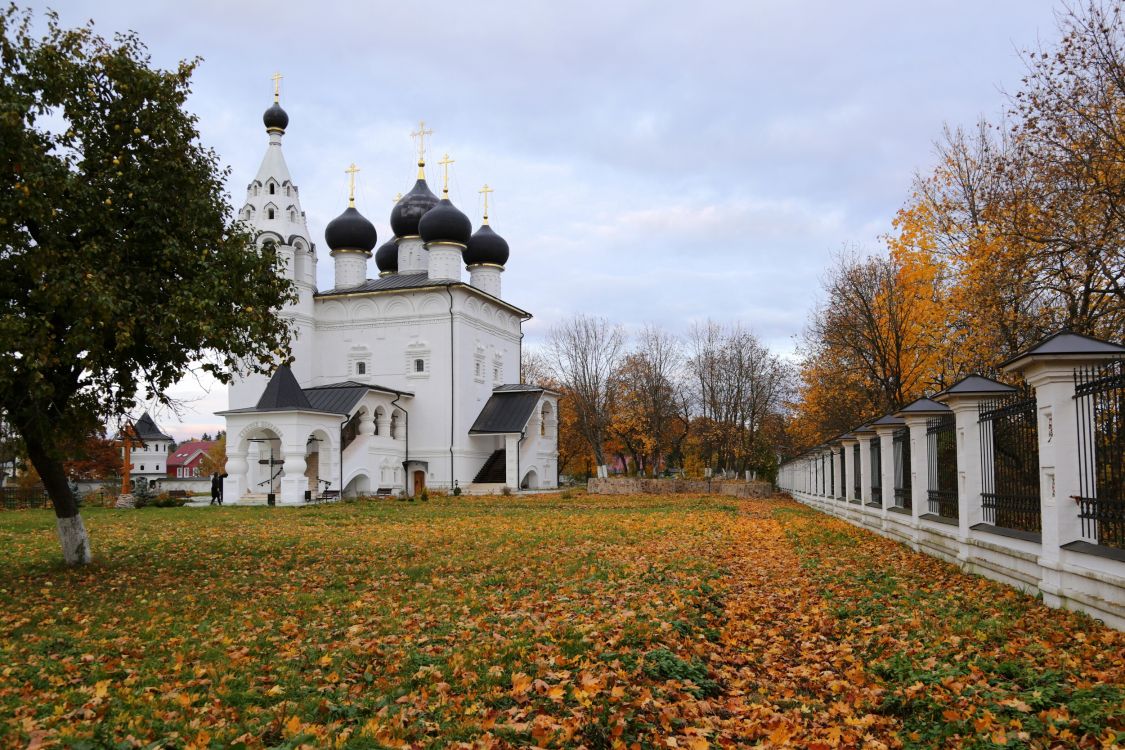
[500,485,512,497]
[452,485,462,496]
[420,488,429,502]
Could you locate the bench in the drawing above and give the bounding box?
[375,488,393,497]
[316,489,341,503]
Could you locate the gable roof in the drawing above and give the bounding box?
[894,397,952,417]
[168,440,216,468]
[217,374,414,418]
[470,387,544,434]
[314,273,532,318]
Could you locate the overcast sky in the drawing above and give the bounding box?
[30,0,1061,440]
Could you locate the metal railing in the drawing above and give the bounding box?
[927,415,958,520]
[893,427,911,510]
[1075,360,1125,549]
[979,388,1041,533]
[851,444,861,503]
[869,438,882,505]
[0,487,52,510]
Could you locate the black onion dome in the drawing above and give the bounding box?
[325,206,377,253]
[375,236,399,274]
[390,179,439,237]
[263,102,289,132]
[464,224,510,267]
[419,198,472,245]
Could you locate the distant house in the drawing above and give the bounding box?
[167,440,216,479]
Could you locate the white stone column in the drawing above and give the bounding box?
[1020,364,1084,607]
[875,426,896,510]
[223,451,247,505]
[359,410,375,437]
[376,412,390,438]
[858,436,872,505]
[904,416,929,523]
[426,241,463,282]
[843,439,858,504]
[940,396,989,557]
[504,434,520,489]
[280,452,307,505]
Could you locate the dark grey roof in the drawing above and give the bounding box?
[257,365,312,410]
[132,411,172,441]
[852,421,876,433]
[469,389,543,434]
[492,383,542,392]
[895,397,952,417]
[317,272,453,296]
[314,274,532,318]
[1000,329,1125,370]
[871,413,906,427]
[935,375,1017,400]
[303,381,411,415]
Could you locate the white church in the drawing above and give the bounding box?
[217,90,558,504]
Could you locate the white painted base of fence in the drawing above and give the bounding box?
[788,491,1125,631]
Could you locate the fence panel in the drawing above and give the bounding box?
[869,438,882,507]
[0,487,52,510]
[979,388,1041,533]
[893,427,911,511]
[927,415,958,520]
[1075,360,1125,549]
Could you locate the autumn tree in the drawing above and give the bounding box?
[0,8,296,564]
[199,434,226,475]
[544,315,625,468]
[686,321,789,475]
[610,325,690,476]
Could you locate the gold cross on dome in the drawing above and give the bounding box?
[411,120,433,170]
[479,184,494,224]
[438,154,454,196]
[345,163,360,206]
[271,71,283,102]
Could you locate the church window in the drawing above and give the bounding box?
[269,183,275,195]
[415,359,425,373]
[356,361,366,375]
[493,367,500,381]
[140,465,145,471]
[268,208,275,220]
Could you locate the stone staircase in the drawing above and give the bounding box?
[473,449,506,484]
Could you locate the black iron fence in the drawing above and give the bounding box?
[1,487,52,510]
[838,447,846,501]
[869,438,882,506]
[893,427,911,510]
[979,388,1041,533]
[927,415,958,520]
[829,452,835,498]
[852,444,861,502]
[1075,359,1125,549]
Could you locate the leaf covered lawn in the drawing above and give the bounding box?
[0,495,1121,749]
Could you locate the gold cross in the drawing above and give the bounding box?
[411,120,433,176]
[438,153,454,196]
[479,184,494,224]
[345,163,360,206]
[271,72,283,102]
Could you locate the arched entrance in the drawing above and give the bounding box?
[521,469,539,490]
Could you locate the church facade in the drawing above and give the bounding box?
[218,93,558,504]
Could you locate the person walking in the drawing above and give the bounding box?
[218,473,226,505]
[210,472,220,506]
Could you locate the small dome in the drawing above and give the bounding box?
[375,237,399,274]
[420,198,472,246]
[325,206,377,253]
[464,224,509,267]
[390,178,439,237]
[263,102,289,132]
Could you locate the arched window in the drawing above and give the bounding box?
[356,361,366,375]
[268,208,275,220]
[269,183,275,195]
[415,359,425,373]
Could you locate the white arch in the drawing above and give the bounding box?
[521,467,540,490]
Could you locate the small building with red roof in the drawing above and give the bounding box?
[167,440,217,480]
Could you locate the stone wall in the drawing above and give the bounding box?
[587,477,773,498]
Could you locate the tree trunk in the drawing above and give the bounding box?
[21,422,92,566]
